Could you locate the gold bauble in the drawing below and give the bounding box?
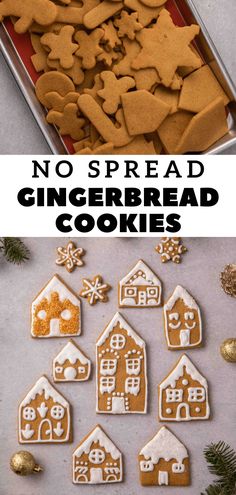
[220,338,236,363]
[220,264,236,297]
[10,451,43,476]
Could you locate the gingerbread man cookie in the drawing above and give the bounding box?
[41,25,78,69]
[98,71,135,114]
[0,0,58,33]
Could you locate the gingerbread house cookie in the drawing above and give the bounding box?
[164,285,202,349]
[96,312,147,414]
[53,339,91,382]
[158,354,210,422]
[118,259,162,308]
[139,426,190,486]
[31,274,81,338]
[19,375,72,443]
[73,425,123,484]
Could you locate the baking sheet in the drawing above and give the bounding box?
[0,237,236,494]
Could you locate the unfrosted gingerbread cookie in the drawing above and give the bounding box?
[118,259,162,308]
[96,312,147,414]
[73,425,123,484]
[31,274,81,338]
[53,339,91,382]
[158,354,210,421]
[139,426,190,486]
[19,375,72,443]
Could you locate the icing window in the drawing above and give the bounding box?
[23,407,36,421]
[172,463,185,473]
[100,377,116,394]
[147,287,158,297]
[124,287,137,297]
[184,311,194,320]
[140,460,154,472]
[166,389,183,402]
[55,366,63,373]
[89,449,105,464]
[126,358,141,376]
[110,334,126,350]
[61,309,72,320]
[125,377,140,395]
[188,387,205,402]
[78,366,85,373]
[100,359,117,376]
[51,405,65,419]
[168,313,181,329]
[37,310,47,320]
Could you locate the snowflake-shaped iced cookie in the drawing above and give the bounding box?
[80,275,111,305]
[56,241,85,272]
[155,237,187,264]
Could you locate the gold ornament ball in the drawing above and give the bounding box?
[220,338,236,363]
[10,451,43,476]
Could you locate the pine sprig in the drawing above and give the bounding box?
[0,237,30,264]
[202,442,236,495]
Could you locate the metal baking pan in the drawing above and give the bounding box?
[0,0,236,155]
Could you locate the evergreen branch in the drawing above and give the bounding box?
[202,442,236,495]
[0,237,30,264]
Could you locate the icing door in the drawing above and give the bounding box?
[38,419,52,440]
[138,291,147,305]
[176,403,190,420]
[158,471,168,485]
[90,468,103,483]
[112,397,125,413]
[50,318,60,335]
[180,329,190,346]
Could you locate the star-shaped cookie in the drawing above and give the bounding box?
[80,275,111,305]
[132,8,201,87]
[56,241,85,272]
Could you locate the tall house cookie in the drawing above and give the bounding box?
[53,340,91,382]
[31,274,81,338]
[164,285,202,350]
[158,354,210,422]
[73,425,123,484]
[139,426,190,486]
[19,376,72,443]
[96,312,147,414]
[118,259,162,308]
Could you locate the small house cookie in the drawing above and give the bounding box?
[118,259,162,308]
[73,425,123,484]
[139,426,190,486]
[53,339,91,382]
[96,312,147,414]
[19,375,72,443]
[164,285,202,349]
[31,274,81,338]
[158,354,210,421]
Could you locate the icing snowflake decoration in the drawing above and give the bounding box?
[80,275,111,305]
[56,241,85,272]
[155,238,187,264]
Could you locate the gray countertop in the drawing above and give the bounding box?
[0,0,236,154]
[0,237,236,495]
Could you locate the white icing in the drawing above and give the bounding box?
[160,355,207,389]
[96,312,145,348]
[159,355,210,421]
[31,275,81,338]
[33,274,80,307]
[53,422,64,437]
[51,405,65,419]
[64,367,77,380]
[119,260,162,307]
[73,426,121,460]
[140,426,188,465]
[23,407,36,421]
[21,424,34,439]
[164,285,198,311]
[20,376,69,408]
[54,341,89,366]
[61,309,72,320]
[37,402,48,418]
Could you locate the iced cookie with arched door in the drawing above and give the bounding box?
[19,375,72,443]
[73,425,123,484]
[53,339,91,382]
[164,285,202,349]
[158,354,210,422]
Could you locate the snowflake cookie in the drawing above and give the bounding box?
[155,237,187,264]
[80,275,111,305]
[56,241,85,272]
